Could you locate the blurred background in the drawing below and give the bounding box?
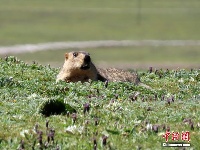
[0,0,199,70]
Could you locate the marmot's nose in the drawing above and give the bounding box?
[84,55,91,63]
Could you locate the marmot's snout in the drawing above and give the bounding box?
[81,55,91,70]
[84,55,91,63]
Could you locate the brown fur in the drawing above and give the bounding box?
[56,51,140,84]
[56,51,98,82]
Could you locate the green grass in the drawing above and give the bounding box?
[0,0,200,45]
[12,46,200,69]
[0,0,200,148]
[0,56,199,149]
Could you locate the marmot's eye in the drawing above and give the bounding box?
[73,52,78,57]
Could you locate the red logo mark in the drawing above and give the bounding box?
[181,131,190,142]
[163,131,171,142]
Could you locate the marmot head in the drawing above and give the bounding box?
[64,51,92,70]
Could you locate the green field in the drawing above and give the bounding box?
[0,56,199,149]
[0,0,200,68]
[0,0,200,69]
[13,46,200,69]
[0,1,200,148]
[0,0,200,45]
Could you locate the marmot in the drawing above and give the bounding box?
[56,51,141,85]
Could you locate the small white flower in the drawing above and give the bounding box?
[197,122,200,128]
[190,77,194,82]
[65,125,76,134]
[65,125,84,134]
[105,101,122,111]
[78,126,84,134]
[20,130,29,137]
[27,93,38,99]
[134,120,141,124]
[13,115,23,119]
[166,93,171,97]
[178,78,184,83]
[146,123,152,131]
[9,77,13,80]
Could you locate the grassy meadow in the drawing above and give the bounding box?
[0,0,200,45]
[0,56,199,149]
[0,0,200,68]
[0,0,200,149]
[13,46,200,70]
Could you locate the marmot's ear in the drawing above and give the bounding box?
[65,53,69,60]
